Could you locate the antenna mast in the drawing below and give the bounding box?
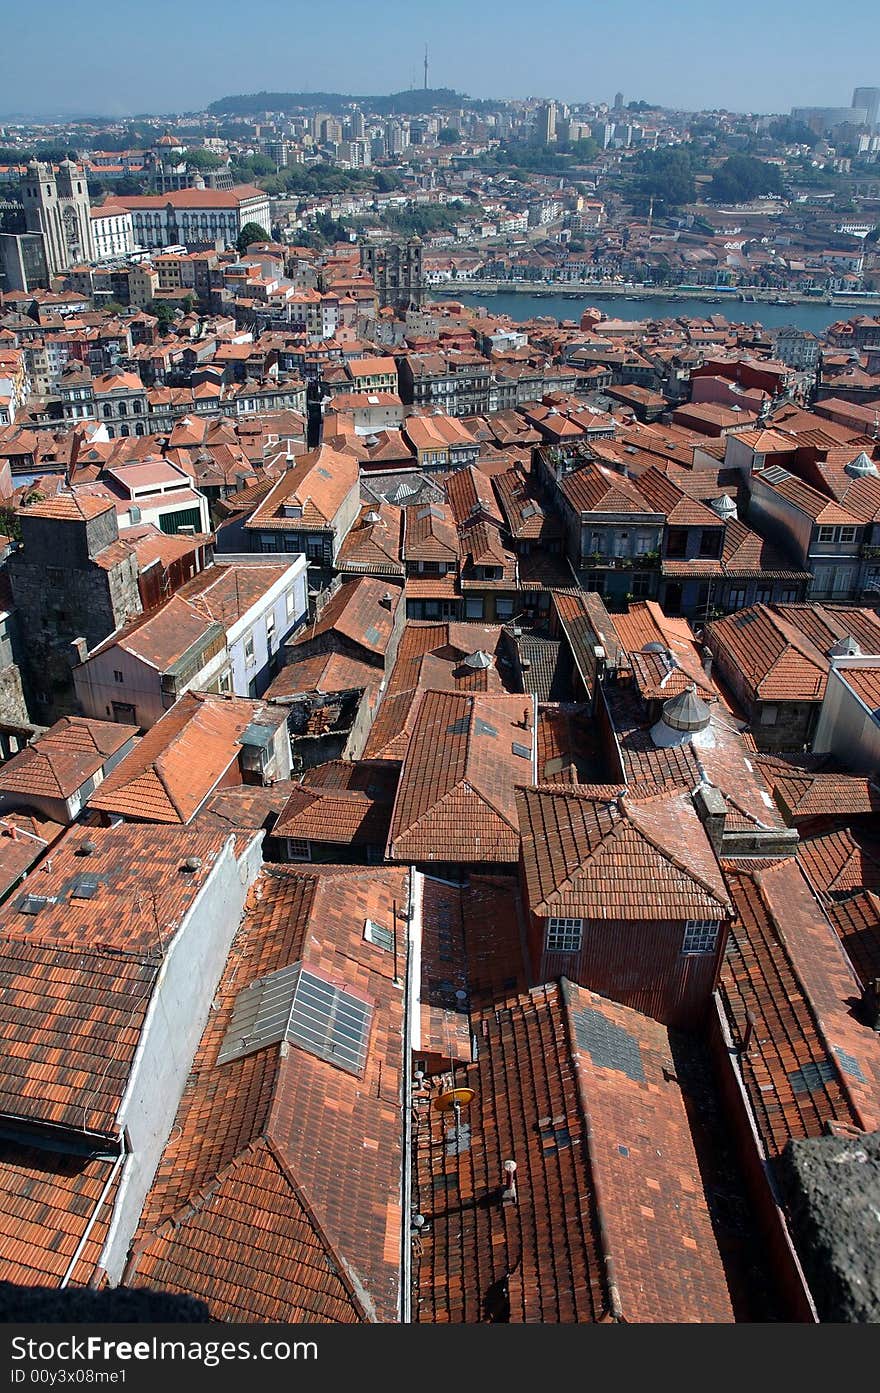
[424,43,429,91]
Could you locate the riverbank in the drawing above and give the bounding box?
[427,279,880,309]
[425,288,860,333]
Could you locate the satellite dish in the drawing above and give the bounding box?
[434,1087,475,1112]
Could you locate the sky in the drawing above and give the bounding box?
[2,0,879,119]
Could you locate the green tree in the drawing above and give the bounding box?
[149,300,176,333]
[237,221,270,253]
[709,155,784,203]
[438,127,460,145]
[183,148,223,170]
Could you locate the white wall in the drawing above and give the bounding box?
[100,831,264,1284]
[813,659,880,772]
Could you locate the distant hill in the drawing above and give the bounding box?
[208,88,475,117]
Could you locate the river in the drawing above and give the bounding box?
[427,289,856,334]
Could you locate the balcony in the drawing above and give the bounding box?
[581,550,660,570]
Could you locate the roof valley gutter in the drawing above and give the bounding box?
[400,866,422,1324]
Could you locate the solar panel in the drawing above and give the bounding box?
[218,962,373,1075]
[788,1060,836,1094]
[287,968,372,1076]
[571,1006,645,1082]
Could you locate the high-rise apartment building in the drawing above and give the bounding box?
[853,86,880,129]
[538,101,557,145]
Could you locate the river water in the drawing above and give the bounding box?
[427,289,859,334]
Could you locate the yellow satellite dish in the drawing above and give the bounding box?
[434,1087,475,1112]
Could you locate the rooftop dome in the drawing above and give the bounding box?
[650,684,712,747]
[844,451,878,479]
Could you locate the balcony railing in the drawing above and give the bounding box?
[581,551,660,570]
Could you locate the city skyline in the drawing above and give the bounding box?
[2,0,878,120]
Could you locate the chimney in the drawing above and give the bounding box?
[379,591,393,610]
[70,637,88,665]
[501,1159,518,1206]
[691,781,726,853]
[702,645,713,680]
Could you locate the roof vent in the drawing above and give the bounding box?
[844,451,878,479]
[365,509,382,524]
[182,855,202,873]
[827,636,861,660]
[77,839,97,856]
[709,494,737,518]
[463,649,493,670]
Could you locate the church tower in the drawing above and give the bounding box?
[20,159,93,278]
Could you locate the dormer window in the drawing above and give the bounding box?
[282,502,302,520]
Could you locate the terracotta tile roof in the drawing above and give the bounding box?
[131,865,410,1323]
[87,593,221,674]
[0,939,158,1138]
[720,518,811,580]
[492,466,562,541]
[388,691,534,863]
[444,464,504,530]
[0,820,240,955]
[362,622,510,761]
[132,1139,362,1322]
[336,501,403,576]
[402,501,459,562]
[635,465,722,527]
[756,467,861,526]
[796,827,880,898]
[838,662,880,715]
[413,977,737,1323]
[88,693,281,824]
[706,605,828,702]
[264,649,379,701]
[718,859,880,1156]
[771,604,880,658]
[825,891,880,990]
[560,461,659,516]
[289,576,401,661]
[404,573,461,600]
[0,1145,120,1288]
[0,813,65,899]
[244,445,358,532]
[18,492,115,522]
[517,783,729,921]
[176,561,293,629]
[772,772,880,823]
[0,718,135,802]
[195,781,297,834]
[274,771,394,846]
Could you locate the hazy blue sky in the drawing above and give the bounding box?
[3,0,879,118]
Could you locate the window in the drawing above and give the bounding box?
[546,917,583,953]
[635,533,654,555]
[364,918,394,952]
[495,598,514,619]
[727,587,747,610]
[698,530,723,559]
[113,669,124,683]
[682,920,721,955]
[266,612,276,647]
[218,669,232,694]
[244,633,255,665]
[465,596,484,619]
[585,574,605,594]
[760,704,778,726]
[286,838,311,861]
[817,525,835,543]
[838,527,857,544]
[630,573,652,598]
[285,589,296,618]
[756,587,772,604]
[666,528,688,558]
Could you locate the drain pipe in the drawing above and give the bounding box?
[60,1135,126,1288]
[399,868,422,1323]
